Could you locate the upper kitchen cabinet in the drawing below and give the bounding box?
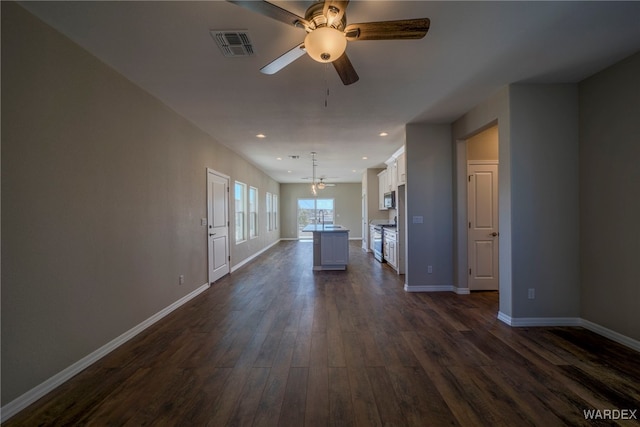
[387,159,398,191]
[376,145,406,210]
[377,169,389,210]
[397,151,406,185]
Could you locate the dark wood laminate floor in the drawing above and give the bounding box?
[6,241,640,426]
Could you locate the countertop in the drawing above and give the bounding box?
[302,224,350,232]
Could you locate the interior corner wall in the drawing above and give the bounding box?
[509,84,580,318]
[404,124,453,289]
[452,87,512,315]
[1,2,279,406]
[579,52,640,341]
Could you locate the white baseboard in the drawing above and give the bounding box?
[231,239,280,273]
[0,283,210,423]
[497,312,640,352]
[404,284,454,292]
[497,313,582,327]
[454,286,471,295]
[581,319,640,352]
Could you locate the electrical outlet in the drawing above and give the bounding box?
[428,265,433,274]
[179,275,185,285]
[528,288,535,299]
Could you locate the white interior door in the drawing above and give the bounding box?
[468,163,499,290]
[207,169,230,283]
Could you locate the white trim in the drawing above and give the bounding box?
[581,319,640,352]
[0,283,210,423]
[496,313,640,353]
[497,311,513,325]
[230,239,280,273]
[279,237,299,241]
[404,284,454,292]
[348,237,362,241]
[467,160,499,165]
[206,167,230,180]
[454,286,471,295]
[500,315,582,327]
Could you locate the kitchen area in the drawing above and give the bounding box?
[363,146,406,275]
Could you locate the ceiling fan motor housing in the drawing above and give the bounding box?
[305,2,347,31]
[303,3,348,63]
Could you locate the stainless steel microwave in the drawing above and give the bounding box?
[383,191,395,209]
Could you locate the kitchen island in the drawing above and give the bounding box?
[302,224,350,270]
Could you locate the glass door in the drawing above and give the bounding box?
[297,198,335,239]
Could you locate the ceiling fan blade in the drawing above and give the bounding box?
[260,43,306,75]
[227,1,309,29]
[344,18,430,41]
[332,52,359,85]
[323,0,349,27]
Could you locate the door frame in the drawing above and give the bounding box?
[207,168,230,284]
[467,160,499,290]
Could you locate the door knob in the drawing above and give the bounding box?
[491,232,499,237]
[209,233,216,237]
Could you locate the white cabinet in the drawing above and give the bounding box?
[377,169,388,210]
[388,160,397,191]
[397,152,406,185]
[384,228,398,270]
[320,232,349,266]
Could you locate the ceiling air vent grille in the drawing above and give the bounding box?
[211,30,255,57]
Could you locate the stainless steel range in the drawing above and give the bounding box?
[371,222,396,263]
[372,225,384,262]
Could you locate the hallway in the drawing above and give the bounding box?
[7,241,640,426]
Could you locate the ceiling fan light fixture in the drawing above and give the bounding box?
[317,181,326,190]
[304,27,347,63]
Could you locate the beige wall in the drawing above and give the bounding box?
[467,125,498,161]
[452,87,513,313]
[508,84,580,318]
[1,2,279,406]
[405,124,453,289]
[279,183,363,239]
[579,52,640,341]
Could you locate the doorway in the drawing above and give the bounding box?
[207,168,230,283]
[297,198,334,239]
[468,162,499,290]
[465,125,499,291]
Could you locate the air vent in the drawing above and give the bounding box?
[211,30,255,57]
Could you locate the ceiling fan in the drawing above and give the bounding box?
[227,0,430,85]
[316,178,336,189]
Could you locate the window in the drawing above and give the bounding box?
[235,181,246,243]
[266,192,273,231]
[249,186,258,239]
[272,194,278,230]
[297,198,334,239]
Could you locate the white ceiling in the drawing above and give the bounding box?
[20,1,640,183]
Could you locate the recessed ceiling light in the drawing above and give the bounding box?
[362,156,368,160]
[256,134,266,138]
[379,132,388,137]
[276,157,282,160]
[352,170,357,173]
[288,170,292,173]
